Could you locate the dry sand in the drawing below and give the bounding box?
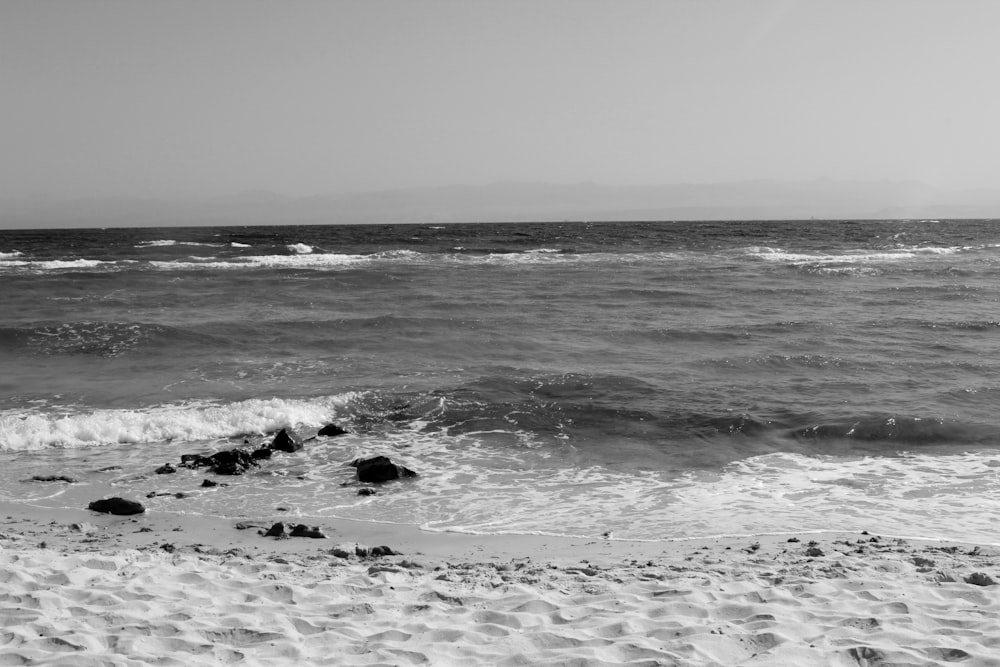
[1,500,999,666]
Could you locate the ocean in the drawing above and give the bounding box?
[2,219,1000,544]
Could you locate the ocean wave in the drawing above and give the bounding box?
[0,258,120,272]
[792,415,994,445]
[148,253,370,270]
[616,328,751,344]
[0,242,982,276]
[365,377,998,452]
[916,319,1000,331]
[744,245,965,265]
[0,321,225,357]
[0,250,24,260]
[702,353,859,371]
[134,239,228,248]
[0,395,358,451]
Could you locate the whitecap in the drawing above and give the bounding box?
[149,253,369,270]
[134,240,179,247]
[0,394,359,451]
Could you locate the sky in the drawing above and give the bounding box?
[2,0,1000,201]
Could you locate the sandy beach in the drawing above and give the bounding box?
[0,500,996,666]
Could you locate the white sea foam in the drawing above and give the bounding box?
[0,395,358,451]
[315,440,992,544]
[135,240,228,248]
[370,249,423,260]
[148,253,369,270]
[0,243,972,276]
[746,245,965,265]
[665,451,1000,544]
[0,250,24,260]
[135,240,179,247]
[905,245,962,255]
[0,259,117,272]
[6,401,998,545]
[303,438,1000,544]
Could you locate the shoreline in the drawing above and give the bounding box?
[3,499,1000,664]
[3,498,999,567]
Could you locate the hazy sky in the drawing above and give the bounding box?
[2,0,999,200]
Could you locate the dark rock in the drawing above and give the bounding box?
[289,524,327,539]
[350,456,417,483]
[805,547,824,557]
[319,423,350,437]
[155,463,177,475]
[251,447,273,460]
[357,487,378,496]
[207,449,258,476]
[201,479,229,488]
[270,428,304,453]
[180,454,210,467]
[88,497,146,515]
[27,475,77,483]
[353,545,397,558]
[161,543,176,553]
[330,547,351,559]
[966,572,997,586]
[263,522,287,538]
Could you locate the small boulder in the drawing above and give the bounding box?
[351,456,417,483]
[319,423,350,437]
[965,572,997,586]
[180,453,210,468]
[208,449,258,475]
[290,524,327,539]
[28,475,77,483]
[88,497,146,515]
[251,447,273,460]
[271,428,304,453]
[155,463,177,475]
[357,487,378,496]
[263,522,287,538]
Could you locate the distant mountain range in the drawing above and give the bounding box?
[4,180,1000,228]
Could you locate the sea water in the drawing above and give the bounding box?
[3,219,1000,543]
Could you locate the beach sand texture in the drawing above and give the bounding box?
[1,505,997,666]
